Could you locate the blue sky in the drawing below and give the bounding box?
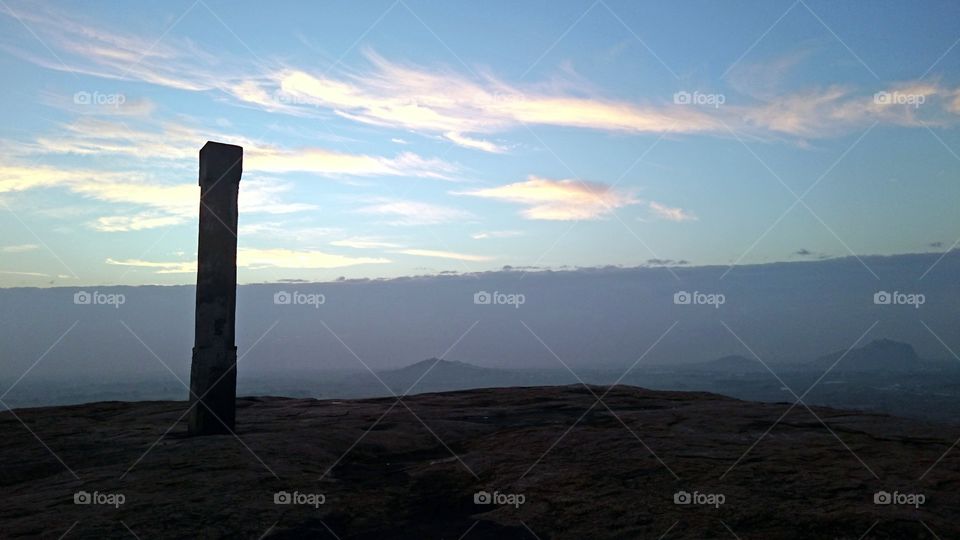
[0,0,958,286]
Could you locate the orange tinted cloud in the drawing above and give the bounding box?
[462,176,640,220]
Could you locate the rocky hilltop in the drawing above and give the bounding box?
[1,385,958,539]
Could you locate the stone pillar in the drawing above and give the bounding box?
[188,141,242,436]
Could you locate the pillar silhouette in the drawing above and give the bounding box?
[188,141,242,436]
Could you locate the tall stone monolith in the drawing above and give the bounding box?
[188,141,242,436]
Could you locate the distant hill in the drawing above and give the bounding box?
[810,338,927,373]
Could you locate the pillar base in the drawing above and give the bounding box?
[188,346,237,436]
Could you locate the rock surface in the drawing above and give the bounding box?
[1,385,958,539]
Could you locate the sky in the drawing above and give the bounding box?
[0,0,958,287]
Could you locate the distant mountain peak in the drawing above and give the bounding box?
[402,357,465,369]
[861,338,917,353]
[852,339,919,362]
[377,358,511,394]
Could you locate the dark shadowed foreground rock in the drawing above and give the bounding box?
[1,385,958,539]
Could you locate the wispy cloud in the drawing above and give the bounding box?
[105,258,197,274]
[647,201,696,222]
[237,247,390,269]
[0,270,51,277]
[0,3,233,92]
[461,176,640,220]
[106,247,390,274]
[20,117,459,180]
[356,198,473,226]
[38,90,157,118]
[471,230,523,240]
[728,52,960,137]
[268,52,720,149]
[443,132,507,153]
[240,178,319,215]
[330,236,403,249]
[243,53,960,144]
[29,117,199,160]
[0,8,718,149]
[5,7,959,149]
[0,163,323,232]
[239,222,341,243]
[0,244,40,253]
[248,147,459,179]
[93,213,188,232]
[736,84,950,138]
[394,248,493,262]
[0,164,196,225]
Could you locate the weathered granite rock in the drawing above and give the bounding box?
[1,385,958,538]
